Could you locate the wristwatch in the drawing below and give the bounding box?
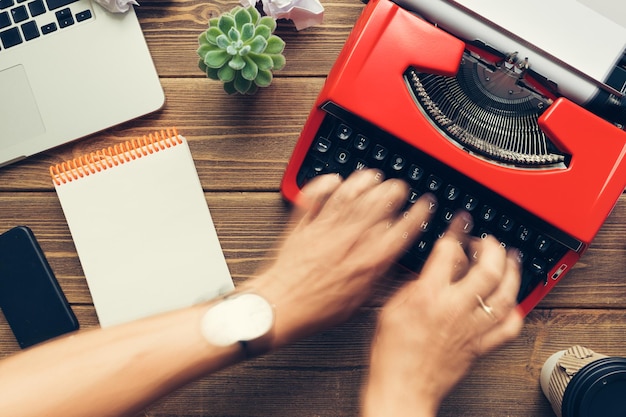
[200,291,275,358]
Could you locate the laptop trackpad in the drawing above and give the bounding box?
[0,65,45,146]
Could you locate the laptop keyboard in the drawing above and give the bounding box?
[295,102,583,303]
[0,0,92,51]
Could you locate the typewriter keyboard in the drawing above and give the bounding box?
[295,103,582,302]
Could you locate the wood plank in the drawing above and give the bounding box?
[0,77,321,191]
[1,192,626,310]
[136,0,364,77]
[2,307,624,417]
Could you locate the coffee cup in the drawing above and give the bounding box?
[540,345,626,417]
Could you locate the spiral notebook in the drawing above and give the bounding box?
[50,129,234,327]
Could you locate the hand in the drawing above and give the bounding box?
[362,213,524,417]
[244,170,436,349]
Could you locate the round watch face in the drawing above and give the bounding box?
[201,292,274,347]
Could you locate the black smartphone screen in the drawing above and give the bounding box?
[0,226,79,348]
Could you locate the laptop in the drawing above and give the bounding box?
[0,0,164,167]
[280,0,626,315]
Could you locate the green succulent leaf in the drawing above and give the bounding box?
[204,27,223,45]
[269,54,286,70]
[223,80,238,95]
[218,15,235,35]
[248,35,268,54]
[241,22,255,41]
[259,16,276,32]
[265,35,285,54]
[197,43,214,57]
[204,49,230,68]
[208,17,219,27]
[254,69,273,87]
[239,44,251,55]
[248,52,273,70]
[241,55,259,81]
[229,54,246,70]
[215,34,230,49]
[234,73,253,94]
[228,26,240,42]
[234,7,251,29]
[202,63,220,80]
[218,65,236,82]
[254,25,271,40]
[249,7,260,25]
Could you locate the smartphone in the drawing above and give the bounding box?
[0,226,79,348]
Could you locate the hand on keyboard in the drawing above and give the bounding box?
[363,213,523,417]
[245,169,437,349]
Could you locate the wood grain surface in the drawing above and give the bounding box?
[1,0,625,416]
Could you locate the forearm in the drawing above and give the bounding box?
[0,302,242,417]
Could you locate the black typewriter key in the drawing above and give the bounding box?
[0,0,14,9]
[426,175,442,192]
[480,205,497,222]
[477,228,493,240]
[534,235,552,253]
[444,185,460,202]
[390,154,406,172]
[336,124,352,140]
[314,137,331,153]
[334,148,350,164]
[529,257,547,275]
[498,215,514,232]
[371,144,388,161]
[312,158,326,173]
[516,225,532,242]
[407,164,424,182]
[354,159,367,171]
[408,189,421,204]
[462,195,479,211]
[441,207,454,224]
[354,134,369,151]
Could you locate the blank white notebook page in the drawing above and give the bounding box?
[51,133,234,327]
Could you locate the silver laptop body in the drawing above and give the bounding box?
[0,0,164,167]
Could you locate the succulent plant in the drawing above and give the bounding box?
[197,6,286,95]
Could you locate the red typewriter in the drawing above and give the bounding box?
[281,0,626,314]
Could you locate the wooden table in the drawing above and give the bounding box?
[1,0,626,415]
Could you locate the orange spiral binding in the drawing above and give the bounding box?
[50,128,182,186]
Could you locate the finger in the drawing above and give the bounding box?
[477,308,524,354]
[467,246,520,329]
[376,193,437,259]
[419,211,474,287]
[293,174,343,223]
[456,235,508,300]
[316,169,384,218]
[482,249,522,317]
[351,178,410,222]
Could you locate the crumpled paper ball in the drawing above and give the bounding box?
[240,0,324,31]
[94,0,138,13]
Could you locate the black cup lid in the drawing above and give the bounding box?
[562,357,626,417]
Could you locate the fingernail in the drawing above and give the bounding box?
[457,211,473,233]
